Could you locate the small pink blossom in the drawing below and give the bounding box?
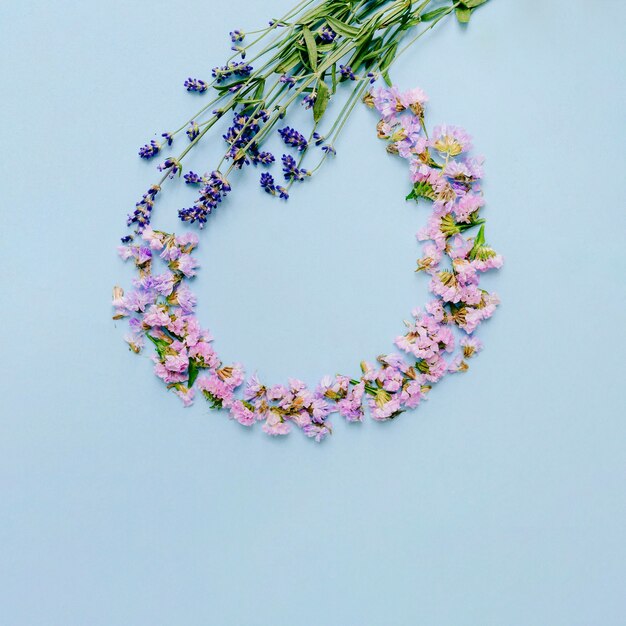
[176,253,199,277]
[230,400,256,426]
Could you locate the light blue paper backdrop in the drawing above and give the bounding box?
[1,1,625,624]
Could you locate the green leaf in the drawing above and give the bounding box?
[302,27,318,71]
[313,79,330,122]
[276,50,300,74]
[469,224,486,260]
[324,16,361,39]
[408,181,436,203]
[475,224,485,247]
[421,7,451,21]
[187,359,199,389]
[379,40,398,87]
[456,7,471,23]
[348,30,376,72]
[298,47,312,71]
[253,78,265,100]
[295,4,327,27]
[463,0,488,8]
[146,334,169,360]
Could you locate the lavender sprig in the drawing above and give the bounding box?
[126,0,489,233]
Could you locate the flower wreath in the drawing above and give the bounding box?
[113,85,502,442]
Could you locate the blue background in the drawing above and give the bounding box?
[2,1,625,624]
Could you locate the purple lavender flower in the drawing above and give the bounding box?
[138,140,161,159]
[230,29,244,43]
[252,151,275,166]
[127,184,160,231]
[184,171,204,185]
[179,171,231,227]
[161,131,174,146]
[212,61,253,84]
[184,77,207,93]
[278,126,308,151]
[186,121,200,141]
[320,26,336,42]
[302,93,316,109]
[281,154,309,182]
[157,158,180,177]
[260,172,276,194]
[120,235,133,244]
[223,109,268,169]
[279,74,296,88]
[339,64,356,80]
[260,173,288,199]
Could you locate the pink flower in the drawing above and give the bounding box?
[461,336,483,358]
[142,304,170,327]
[189,341,219,369]
[448,355,468,373]
[454,193,484,223]
[173,386,195,406]
[141,226,164,250]
[310,398,333,421]
[337,381,365,422]
[448,235,473,260]
[262,410,291,436]
[174,284,197,313]
[176,232,199,249]
[117,245,134,261]
[197,374,235,408]
[371,86,401,120]
[176,253,198,277]
[161,245,180,261]
[401,381,422,409]
[431,125,473,156]
[399,87,428,109]
[153,271,175,296]
[302,422,332,442]
[164,352,188,374]
[369,391,402,421]
[134,247,152,264]
[244,374,266,401]
[153,360,187,384]
[459,308,482,334]
[473,254,504,272]
[425,300,445,323]
[230,400,256,426]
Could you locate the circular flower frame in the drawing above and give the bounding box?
[113,85,502,442]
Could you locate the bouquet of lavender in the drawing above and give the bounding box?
[126,0,489,236]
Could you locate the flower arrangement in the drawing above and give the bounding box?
[123,0,490,232]
[113,0,500,441]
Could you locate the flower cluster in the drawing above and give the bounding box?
[178,171,232,227]
[281,154,309,182]
[278,126,308,151]
[184,77,208,93]
[320,26,336,42]
[222,109,273,168]
[339,64,356,80]
[138,140,161,159]
[260,172,289,199]
[127,1,485,236]
[127,184,160,232]
[211,61,253,83]
[114,84,502,442]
